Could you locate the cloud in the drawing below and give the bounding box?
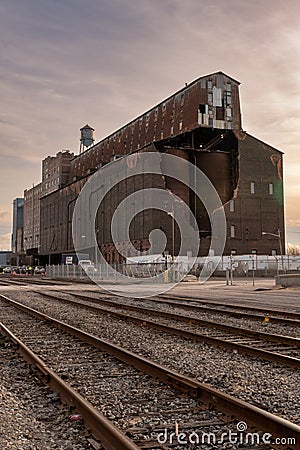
[286,227,300,246]
[0,211,9,220]
[0,232,11,251]
[0,0,300,242]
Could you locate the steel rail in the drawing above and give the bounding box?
[0,293,299,445]
[79,291,300,327]
[0,277,28,285]
[85,288,300,325]
[158,293,300,321]
[59,291,299,345]
[1,275,69,286]
[0,322,139,450]
[32,291,300,369]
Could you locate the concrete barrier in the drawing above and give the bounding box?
[275,274,300,287]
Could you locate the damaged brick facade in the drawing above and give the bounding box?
[36,71,284,264]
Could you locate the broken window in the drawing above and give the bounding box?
[216,107,225,120]
[199,104,206,113]
[212,87,222,106]
[226,108,232,120]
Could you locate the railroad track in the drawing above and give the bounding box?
[65,291,300,327]
[130,292,300,326]
[29,290,300,370]
[0,277,28,285]
[85,289,300,327]
[81,290,300,325]
[0,293,299,450]
[0,276,71,286]
[158,293,300,320]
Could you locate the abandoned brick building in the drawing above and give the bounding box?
[20,71,284,264]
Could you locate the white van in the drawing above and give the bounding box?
[78,260,96,271]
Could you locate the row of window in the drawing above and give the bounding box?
[227,184,275,212]
[24,226,39,236]
[44,178,59,189]
[250,182,274,195]
[203,80,232,91]
[229,225,279,248]
[230,249,278,256]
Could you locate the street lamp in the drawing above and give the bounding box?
[262,229,284,272]
[168,204,175,263]
[164,201,175,263]
[95,229,99,269]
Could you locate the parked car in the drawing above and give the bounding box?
[34,266,46,275]
[78,260,96,272]
[4,266,11,273]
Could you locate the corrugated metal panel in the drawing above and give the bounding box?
[213,87,222,106]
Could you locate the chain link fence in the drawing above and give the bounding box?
[46,262,188,282]
[46,255,300,282]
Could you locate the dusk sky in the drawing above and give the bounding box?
[1,0,300,250]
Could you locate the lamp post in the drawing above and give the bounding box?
[95,229,99,270]
[163,200,175,282]
[262,229,284,272]
[167,204,175,264]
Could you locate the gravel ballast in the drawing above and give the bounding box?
[0,335,99,450]
[4,289,299,425]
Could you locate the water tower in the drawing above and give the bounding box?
[80,124,95,153]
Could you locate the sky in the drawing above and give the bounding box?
[0,0,300,250]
